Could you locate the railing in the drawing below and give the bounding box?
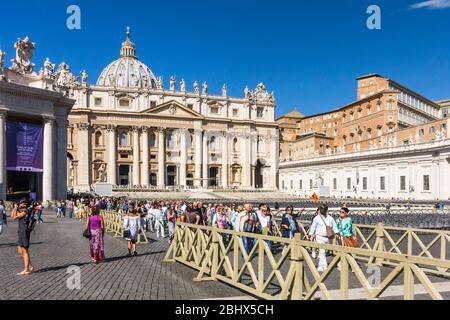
[86,210,149,244]
[269,217,450,277]
[164,223,450,300]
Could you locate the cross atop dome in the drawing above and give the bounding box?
[120,27,137,58]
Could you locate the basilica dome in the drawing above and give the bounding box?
[96,29,157,89]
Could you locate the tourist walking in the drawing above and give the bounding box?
[154,205,165,238]
[0,200,6,235]
[212,205,230,245]
[12,199,34,275]
[336,207,357,248]
[123,204,142,256]
[281,205,301,252]
[308,205,339,273]
[167,206,176,244]
[256,205,273,251]
[86,206,105,263]
[237,204,259,255]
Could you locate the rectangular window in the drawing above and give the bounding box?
[257,107,264,118]
[119,99,130,107]
[400,176,406,191]
[187,103,194,110]
[299,180,303,190]
[363,177,367,190]
[309,179,313,190]
[210,106,219,114]
[94,98,102,106]
[380,176,386,191]
[347,178,351,191]
[290,180,293,190]
[419,129,424,136]
[423,175,430,191]
[429,126,435,134]
[150,101,157,108]
[233,109,238,116]
[282,181,285,190]
[333,178,337,190]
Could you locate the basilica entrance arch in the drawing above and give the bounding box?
[255,159,265,189]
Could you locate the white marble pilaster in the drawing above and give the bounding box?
[76,122,90,190]
[194,129,203,187]
[203,131,209,189]
[132,127,140,186]
[107,125,117,185]
[158,128,165,188]
[222,131,228,189]
[55,118,68,200]
[141,126,150,186]
[179,129,187,188]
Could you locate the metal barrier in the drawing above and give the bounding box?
[164,223,450,300]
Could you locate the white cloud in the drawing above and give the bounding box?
[409,0,450,10]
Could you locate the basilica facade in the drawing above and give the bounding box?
[67,31,279,192]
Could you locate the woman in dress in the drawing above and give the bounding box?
[336,207,357,247]
[86,206,105,263]
[12,199,34,275]
[123,203,142,257]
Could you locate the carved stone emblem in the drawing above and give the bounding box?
[10,37,36,74]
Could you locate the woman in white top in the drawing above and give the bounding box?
[123,204,142,257]
[308,205,340,273]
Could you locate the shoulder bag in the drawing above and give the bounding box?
[319,214,335,240]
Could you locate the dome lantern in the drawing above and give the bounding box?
[120,27,137,58]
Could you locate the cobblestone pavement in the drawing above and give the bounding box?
[0,212,245,300]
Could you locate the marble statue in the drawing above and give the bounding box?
[194,81,199,94]
[42,58,55,79]
[131,73,139,86]
[222,84,227,97]
[81,70,88,84]
[54,62,76,88]
[10,37,36,74]
[244,86,250,98]
[202,81,208,95]
[108,74,115,86]
[157,76,163,89]
[97,164,106,182]
[170,76,176,91]
[249,82,275,103]
[142,75,148,87]
[180,78,186,92]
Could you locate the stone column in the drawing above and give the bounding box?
[202,131,209,189]
[242,131,252,188]
[0,112,6,199]
[141,126,150,186]
[158,128,165,188]
[179,129,187,188]
[43,118,55,203]
[270,129,280,189]
[76,122,90,191]
[107,125,117,185]
[132,127,140,186]
[194,129,203,187]
[55,118,68,200]
[222,131,229,189]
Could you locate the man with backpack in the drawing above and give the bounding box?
[308,204,340,273]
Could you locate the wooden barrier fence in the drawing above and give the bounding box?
[164,223,450,300]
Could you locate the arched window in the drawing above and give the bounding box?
[119,131,129,147]
[95,131,103,147]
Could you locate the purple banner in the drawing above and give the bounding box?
[6,121,44,173]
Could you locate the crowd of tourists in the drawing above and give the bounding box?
[2,195,358,275]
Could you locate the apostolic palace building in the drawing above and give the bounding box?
[277,75,450,201]
[67,30,279,192]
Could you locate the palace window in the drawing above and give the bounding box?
[150,101,157,108]
[187,103,194,110]
[380,176,386,191]
[309,179,313,190]
[419,128,424,136]
[210,106,219,114]
[233,108,239,117]
[363,177,367,190]
[257,107,264,118]
[119,131,129,147]
[347,178,351,191]
[119,99,130,107]
[94,98,102,106]
[333,178,337,190]
[299,180,303,190]
[149,132,156,148]
[400,176,406,191]
[423,175,430,191]
[429,126,435,134]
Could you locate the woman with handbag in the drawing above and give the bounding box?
[308,205,339,273]
[85,206,105,263]
[336,207,358,248]
[123,203,142,257]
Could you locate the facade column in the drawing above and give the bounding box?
[243,131,253,188]
[222,131,229,189]
[107,125,117,185]
[55,118,68,200]
[76,122,91,191]
[141,126,150,186]
[194,129,203,187]
[43,118,55,203]
[270,128,279,190]
[132,127,140,186]
[0,112,6,199]
[203,131,209,189]
[179,129,187,188]
[158,127,165,188]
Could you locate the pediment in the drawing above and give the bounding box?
[141,100,204,119]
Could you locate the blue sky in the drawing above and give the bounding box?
[1,0,449,117]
